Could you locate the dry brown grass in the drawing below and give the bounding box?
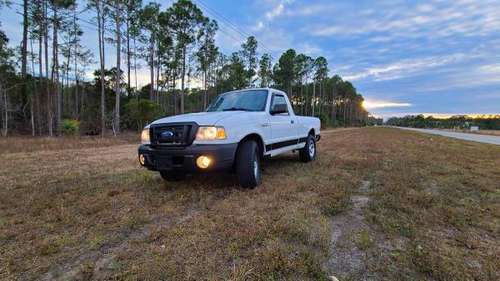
[359,128,500,281]
[0,132,139,154]
[0,128,498,280]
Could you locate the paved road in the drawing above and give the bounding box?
[394,127,500,146]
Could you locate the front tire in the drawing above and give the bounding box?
[160,171,185,181]
[299,134,316,162]
[236,140,261,189]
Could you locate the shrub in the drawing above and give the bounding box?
[318,113,331,128]
[124,99,163,131]
[61,119,80,136]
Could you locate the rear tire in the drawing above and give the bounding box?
[236,140,261,189]
[299,134,316,162]
[159,171,185,181]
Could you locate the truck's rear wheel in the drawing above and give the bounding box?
[159,171,185,181]
[299,134,316,162]
[236,140,261,188]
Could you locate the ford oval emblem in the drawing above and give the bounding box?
[161,131,174,138]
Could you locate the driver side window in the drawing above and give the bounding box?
[270,94,289,115]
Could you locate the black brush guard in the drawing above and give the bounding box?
[149,122,199,148]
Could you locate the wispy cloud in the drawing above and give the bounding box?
[306,0,500,39]
[284,2,337,17]
[252,0,294,31]
[416,62,500,92]
[342,53,470,82]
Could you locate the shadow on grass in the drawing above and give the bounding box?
[152,152,303,191]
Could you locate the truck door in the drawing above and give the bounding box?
[268,93,298,149]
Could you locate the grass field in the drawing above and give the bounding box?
[0,128,499,280]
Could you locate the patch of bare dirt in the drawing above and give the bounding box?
[326,180,377,280]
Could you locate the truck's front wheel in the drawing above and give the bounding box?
[236,140,261,189]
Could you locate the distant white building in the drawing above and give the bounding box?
[470,126,479,131]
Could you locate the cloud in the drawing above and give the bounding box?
[342,53,470,82]
[416,62,500,92]
[265,2,285,20]
[284,3,337,17]
[252,0,294,31]
[306,0,500,39]
[252,21,265,31]
[297,42,322,56]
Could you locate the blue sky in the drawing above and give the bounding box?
[1,0,500,117]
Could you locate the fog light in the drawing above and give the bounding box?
[196,155,212,169]
[139,154,146,165]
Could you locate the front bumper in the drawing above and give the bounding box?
[138,143,238,172]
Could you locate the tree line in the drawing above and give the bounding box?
[0,0,370,137]
[386,115,500,130]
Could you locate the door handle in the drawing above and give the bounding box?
[261,123,270,127]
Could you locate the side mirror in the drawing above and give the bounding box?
[271,103,288,115]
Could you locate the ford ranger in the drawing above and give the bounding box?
[138,88,320,188]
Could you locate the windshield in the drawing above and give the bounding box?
[206,90,268,112]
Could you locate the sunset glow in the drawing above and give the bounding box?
[362,100,412,109]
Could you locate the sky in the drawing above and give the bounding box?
[1,0,500,118]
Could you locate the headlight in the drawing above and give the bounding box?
[196,126,227,141]
[141,128,150,144]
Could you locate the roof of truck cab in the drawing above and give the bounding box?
[224,88,286,94]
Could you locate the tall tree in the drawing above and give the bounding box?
[139,2,160,101]
[125,0,142,93]
[50,0,75,135]
[29,0,44,135]
[89,0,107,135]
[0,29,16,136]
[21,0,29,82]
[273,49,296,98]
[227,52,247,90]
[329,75,342,125]
[313,56,328,116]
[168,0,205,113]
[110,0,126,134]
[196,19,218,109]
[258,53,272,87]
[43,0,51,135]
[240,36,258,87]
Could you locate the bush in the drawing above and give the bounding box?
[318,113,331,128]
[124,99,163,131]
[61,119,80,136]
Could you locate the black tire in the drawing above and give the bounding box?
[299,134,316,162]
[159,171,185,181]
[236,140,261,189]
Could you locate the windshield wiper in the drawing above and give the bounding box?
[223,107,252,111]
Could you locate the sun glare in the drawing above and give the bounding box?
[362,100,412,109]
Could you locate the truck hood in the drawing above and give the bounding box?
[150,111,243,126]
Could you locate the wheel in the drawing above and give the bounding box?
[159,171,185,181]
[299,134,316,162]
[236,140,261,189]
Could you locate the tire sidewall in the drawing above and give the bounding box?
[307,135,317,161]
[253,147,262,185]
[236,140,261,189]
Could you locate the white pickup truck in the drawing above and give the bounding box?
[138,88,320,188]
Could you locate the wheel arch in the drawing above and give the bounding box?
[231,133,265,172]
[237,133,265,158]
